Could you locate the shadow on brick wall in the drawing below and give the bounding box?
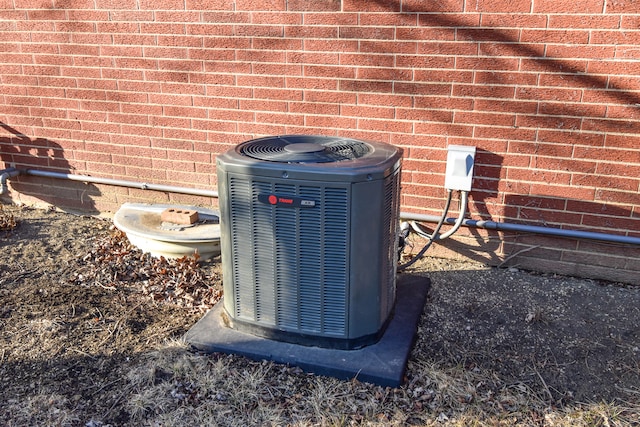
[0,122,100,213]
[369,0,640,112]
[414,150,507,265]
[502,193,639,237]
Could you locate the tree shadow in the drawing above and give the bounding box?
[364,0,640,109]
[411,149,506,265]
[0,122,100,213]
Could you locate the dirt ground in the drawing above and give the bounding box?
[1,202,639,426]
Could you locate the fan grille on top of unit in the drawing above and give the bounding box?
[240,136,372,163]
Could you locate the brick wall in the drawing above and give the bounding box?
[1,0,640,283]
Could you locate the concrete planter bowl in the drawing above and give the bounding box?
[113,203,221,261]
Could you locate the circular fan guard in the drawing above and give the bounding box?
[239,136,372,163]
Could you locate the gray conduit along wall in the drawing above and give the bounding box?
[2,167,639,247]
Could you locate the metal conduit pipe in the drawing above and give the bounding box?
[0,168,21,195]
[24,169,219,198]
[3,167,639,247]
[399,211,640,246]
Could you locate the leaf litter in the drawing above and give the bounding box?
[0,203,638,426]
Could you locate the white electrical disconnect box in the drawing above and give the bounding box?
[444,145,476,192]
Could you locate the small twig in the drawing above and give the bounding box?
[531,363,554,401]
[498,245,541,268]
[68,348,96,359]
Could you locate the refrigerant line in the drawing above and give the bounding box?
[2,167,640,246]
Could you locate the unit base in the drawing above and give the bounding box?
[184,274,431,387]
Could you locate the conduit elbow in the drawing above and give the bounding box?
[0,168,21,195]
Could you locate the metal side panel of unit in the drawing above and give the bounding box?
[347,168,401,338]
[219,171,352,339]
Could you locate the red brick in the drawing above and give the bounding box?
[583,88,638,106]
[202,85,253,99]
[532,158,600,185]
[235,0,285,10]
[605,133,640,149]
[356,67,411,82]
[394,82,451,96]
[186,0,234,9]
[239,98,287,112]
[596,188,640,205]
[161,83,205,96]
[341,53,395,68]
[343,0,399,12]
[289,102,339,115]
[534,0,604,13]
[479,41,544,59]
[303,39,356,52]
[479,99,538,114]
[250,37,302,51]
[358,93,412,108]
[549,44,616,61]
[339,26,394,40]
[621,14,640,29]
[459,28,520,44]
[359,14,412,28]
[549,14,620,29]
[234,24,284,38]
[456,56,519,71]
[421,12,480,27]
[414,122,473,138]
[303,90,355,105]
[283,77,335,91]
[516,113,581,131]
[249,11,301,25]
[287,0,340,11]
[583,117,640,134]
[336,79,391,93]
[541,102,606,120]
[164,105,208,120]
[285,25,337,38]
[454,84,515,99]
[589,60,640,76]
[402,0,463,12]
[208,109,254,123]
[396,108,453,123]
[343,130,392,143]
[537,72,592,89]
[256,112,303,126]
[192,96,237,110]
[304,115,355,129]
[567,199,632,217]
[252,63,302,77]
[581,213,640,232]
[605,0,640,13]
[457,111,516,127]
[398,57,457,73]
[537,130,603,147]
[480,13,547,28]
[396,27,453,43]
[139,0,185,9]
[466,0,531,12]
[476,127,535,145]
[521,29,591,45]
[192,119,236,134]
[413,98,471,116]
[575,146,640,164]
[236,49,286,62]
[342,105,395,119]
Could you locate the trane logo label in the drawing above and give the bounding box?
[258,194,316,208]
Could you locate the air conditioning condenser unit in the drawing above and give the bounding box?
[215,135,403,350]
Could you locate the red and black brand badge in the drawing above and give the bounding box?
[258,194,316,208]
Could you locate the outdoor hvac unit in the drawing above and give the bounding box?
[216,135,403,350]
